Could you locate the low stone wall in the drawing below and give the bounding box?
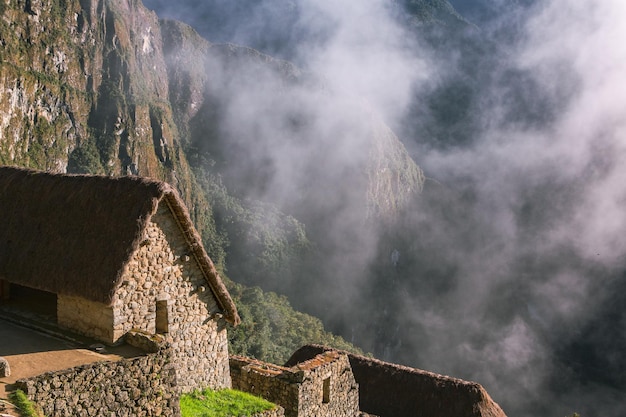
[15,347,179,417]
[57,294,115,343]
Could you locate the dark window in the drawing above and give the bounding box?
[155,300,169,334]
[322,377,331,403]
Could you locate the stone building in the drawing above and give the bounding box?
[286,345,507,417]
[0,166,240,392]
[230,350,360,417]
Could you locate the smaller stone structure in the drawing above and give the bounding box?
[231,351,359,417]
[0,356,9,377]
[286,345,507,417]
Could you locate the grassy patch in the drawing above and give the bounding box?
[180,389,275,417]
[8,390,42,417]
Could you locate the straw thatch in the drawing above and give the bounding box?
[286,345,507,417]
[0,166,239,325]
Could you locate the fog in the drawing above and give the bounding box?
[147,0,626,416]
[405,1,626,415]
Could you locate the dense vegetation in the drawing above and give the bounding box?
[180,389,276,417]
[226,279,362,363]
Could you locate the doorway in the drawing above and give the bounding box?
[0,282,58,322]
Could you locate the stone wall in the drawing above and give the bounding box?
[253,407,286,417]
[231,357,300,416]
[113,203,231,392]
[292,352,359,417]
[57,295,114,342]
[15,347,179,417]
[231,351,359,417]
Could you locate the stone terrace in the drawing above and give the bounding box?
[0,312,142,402]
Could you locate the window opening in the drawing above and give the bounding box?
[322,377,331,403]
[155,299,169,334]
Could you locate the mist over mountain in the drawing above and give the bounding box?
[142,0,471,61]
[2,0,626,416]
[144,1,626,416]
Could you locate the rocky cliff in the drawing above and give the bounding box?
[2,0,161,172]
[0,0,423,216]
[0,0,215,217]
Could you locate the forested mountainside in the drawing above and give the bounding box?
[3,1,626,417]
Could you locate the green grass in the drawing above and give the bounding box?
[8,390,42,417]
[180,389,276,417]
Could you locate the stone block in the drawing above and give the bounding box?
[0,356,10,377]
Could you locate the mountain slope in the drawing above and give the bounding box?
[0,0,422,362]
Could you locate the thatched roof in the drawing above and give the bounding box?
[0,166,239,325]
[286,345,507,417]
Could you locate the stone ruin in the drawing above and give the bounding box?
[231,351,360,417]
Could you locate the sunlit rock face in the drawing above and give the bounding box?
[1,0,423,222]
[0,0,181,183]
